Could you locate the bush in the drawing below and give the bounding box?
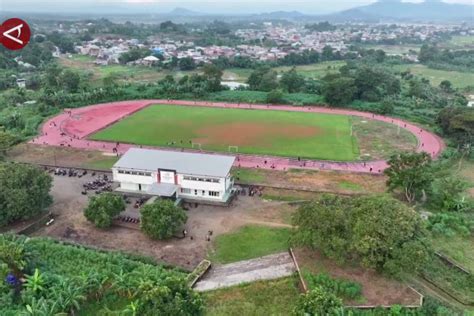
[304,272,362,300]
[84,193,125,229]
[427,213,473,237]
[294,286,343,316]
[140,199,187,240]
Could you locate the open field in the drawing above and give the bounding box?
[363,44,421,55]
[392,64,474,88]
[209,225,291,264]
[222,61,345,83]
[204,277,300,316]
[60,55,197,84]
[444,35,474,49]
[91,104,359,161]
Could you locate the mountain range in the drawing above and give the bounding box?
[166,0,473,23]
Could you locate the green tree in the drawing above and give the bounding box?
[350,195,429,275]
[292,194,429,277]
[294,286,343,316]
[292,195,351,262]
[384,152,434,203]
[178,57,196,71]
[202,64,223,92]
[84,193,125,229]
[322,76,356,106]
[61,70,81,93]
[280,68,305,93]
[439,80,453,93]
[437,107,473,149]
[247,66,278,92]
[140,199,187,240]
[0,130,17,158]
[266,89,284,104]
[0,163,52,227]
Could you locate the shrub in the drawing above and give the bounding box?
[303,272,362,300]
[427,213,473,237]
[294,286,343,316]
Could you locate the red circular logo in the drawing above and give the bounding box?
[0,18,31,50]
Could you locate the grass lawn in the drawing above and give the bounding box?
[444,35,474,49]
[432,235,474,274]
[91,104,359,161]
[232,167,267,184]
[273,61,345,79]
[204,277,300,316]
[83,156,119,170]
[222,61,344,83]
[338,180,363,192]
[210,225,291,264]
[392,64,474,88]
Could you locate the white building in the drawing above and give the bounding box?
[112,148,236,203]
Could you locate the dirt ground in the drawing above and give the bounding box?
[195,122,319,147]
[235,167,387,194]
[9,144,388,194]
[294,248,422,307]
[8,144,117,169]
[32,174,297,270]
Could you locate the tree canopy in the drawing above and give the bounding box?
[0,163,52,227]
[84,193,125,229]
[140,199,187,240]
[384,152,434,203]
[292,194,429,276]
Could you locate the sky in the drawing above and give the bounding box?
[0,0,473,14]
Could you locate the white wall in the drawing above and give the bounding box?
[113,168,233,201]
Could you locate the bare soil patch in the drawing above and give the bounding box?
[195,122,320,147]
[30,174,297,270]
[294,248,421,306]
[8,144,116,170]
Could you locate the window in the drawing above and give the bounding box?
[118,170,124,174]
[183,176,220,183]
[194,190,198,195]
[124,171,131,175]
[181,188,191,194]
[209,191,220,197]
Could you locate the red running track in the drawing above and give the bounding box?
[30,100,445,174]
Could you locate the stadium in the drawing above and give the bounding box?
[32,100,444,173]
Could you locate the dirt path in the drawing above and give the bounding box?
[30,100,445,174]
[194,252,295,292]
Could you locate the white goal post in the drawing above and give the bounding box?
[192,143,202,150]
[228,146,239,153]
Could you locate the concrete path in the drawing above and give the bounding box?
[193,252,296,292]
[31,99,445,174]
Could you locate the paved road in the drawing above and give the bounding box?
[31,100,445,174]
[193,252,296,292]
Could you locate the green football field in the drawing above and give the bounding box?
[91,104,359,161]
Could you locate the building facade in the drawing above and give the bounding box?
[112,148,235,203]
